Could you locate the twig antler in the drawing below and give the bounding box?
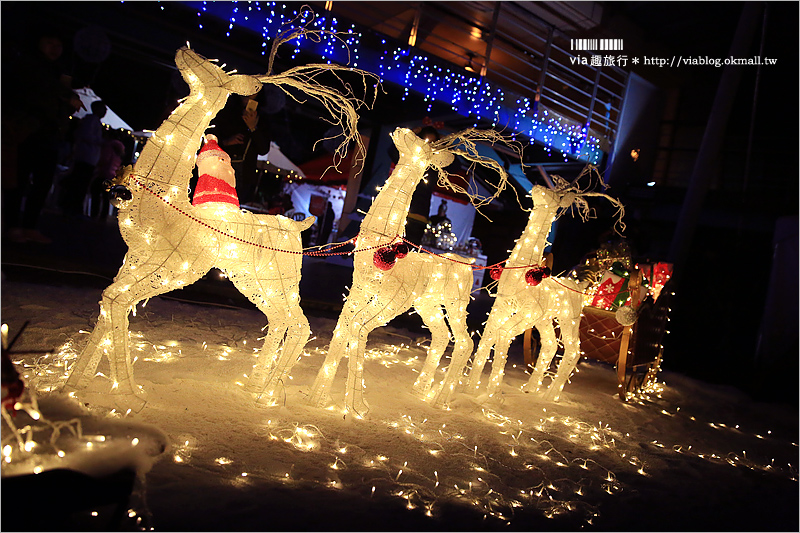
[548,166,626,234]
[259,5,381,171]
[431,128,526,219]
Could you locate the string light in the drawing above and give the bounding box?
[178,1,604,164]
[4,308,797,527]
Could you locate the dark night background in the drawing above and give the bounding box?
[2,1,798,406]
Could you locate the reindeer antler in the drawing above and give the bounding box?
[549,166,626,234]
[258,5,381,172]
[431,128,526,219]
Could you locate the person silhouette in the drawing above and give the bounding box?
[90,136,126,219]
[211,93,272,205]
[4,30,82,243]
[62,99,106,217]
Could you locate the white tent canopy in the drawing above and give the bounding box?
[257,142,306,179]
[72,87,133,131]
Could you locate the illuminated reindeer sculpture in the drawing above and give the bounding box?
[64,43,372,410]
[305,128,515,416]
[453,178,625,404]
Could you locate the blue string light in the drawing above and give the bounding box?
[178,1,603,164]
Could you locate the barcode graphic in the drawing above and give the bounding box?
[570,39,624,51]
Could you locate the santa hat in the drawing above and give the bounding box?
[196,134,230,166]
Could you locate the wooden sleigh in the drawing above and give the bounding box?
[523,256,673,400]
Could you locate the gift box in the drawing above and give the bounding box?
[636,262,673,301]
[590,270,627,309]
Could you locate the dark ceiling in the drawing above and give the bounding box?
[2,1,796,173]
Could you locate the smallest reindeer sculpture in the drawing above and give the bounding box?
[452,176,625,404]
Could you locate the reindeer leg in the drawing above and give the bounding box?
[544,314,581,402]
[250,307,310,404]
[467,332,493,393]
[428,299,474,408]
[226,273,289,395]
[485,315,530,398]
[64,257,137,395]
[344,326,371,418]
[467,303,510,392]
[524,317,558,393]
[308,288,369,408]
[412,303,450,396]
[245,309,288,398]
[64,302,111,392]
[69,254,209,410]
[342,286,409,417]
[225,260,311,402]
[307,324,347,408]
[65,252,145,393]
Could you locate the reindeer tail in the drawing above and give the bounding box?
[292,215,316,231]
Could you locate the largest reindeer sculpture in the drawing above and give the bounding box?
[64,28,375,410]
[440,177,624,405]
[303,127,517,417]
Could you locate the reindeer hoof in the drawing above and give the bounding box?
[347,401,370,419]
[115,392,148,413]
[305,390,333,410]
[542,388,562,402]
[244,376,267,395]
[412,382,433,398]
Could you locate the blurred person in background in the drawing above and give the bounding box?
[3,29,82,244]
[61,100,106,217]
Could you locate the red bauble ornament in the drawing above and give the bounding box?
[525,268,544,286]
[489,266,503,281]
[393,242,410,258]
[541,266,551,278]
[373,247,397,270]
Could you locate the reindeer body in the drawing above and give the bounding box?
[306,128,475,416]
[64,48,314,408]
[460,186,588,403]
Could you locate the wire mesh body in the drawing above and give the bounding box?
[63,48,313,409]
[458,185,612,403]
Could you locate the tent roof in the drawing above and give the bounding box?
[257,142,306,179]
[72,87,133,131]
[297,152,355,185]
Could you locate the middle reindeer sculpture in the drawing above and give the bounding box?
[305,127,515,417]
[446,178,624,404]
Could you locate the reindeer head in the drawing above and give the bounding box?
[391,128,455,169]
[531,184,579,209]
[175,47,262,97]
[531,172,625,233]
